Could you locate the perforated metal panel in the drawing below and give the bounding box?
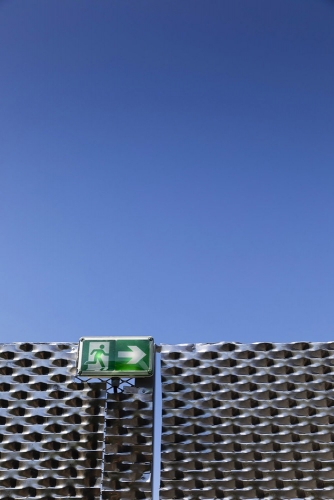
[0,342,154,500]
[0,342,105,499]
[160,341,334,499]
[102,377,154,500]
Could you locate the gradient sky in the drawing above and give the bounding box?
[1,0,334,347]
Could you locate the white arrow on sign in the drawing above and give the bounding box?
[118,346,146,364]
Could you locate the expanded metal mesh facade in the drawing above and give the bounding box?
[0,342,154,500]
[0,342,105,499]
[160,341,334,499]
[102,378,154,500]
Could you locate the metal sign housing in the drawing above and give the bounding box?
[77,336,154,377]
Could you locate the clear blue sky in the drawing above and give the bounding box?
[1,0,334,346]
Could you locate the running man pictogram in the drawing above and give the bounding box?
[85,344,107,370]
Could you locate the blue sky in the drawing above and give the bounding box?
[1,0,334,346]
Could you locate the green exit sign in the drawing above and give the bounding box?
[77,336,154,377]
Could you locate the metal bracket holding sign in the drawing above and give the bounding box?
[77,336,155,378]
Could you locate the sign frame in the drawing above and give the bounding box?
[77,336,155,378]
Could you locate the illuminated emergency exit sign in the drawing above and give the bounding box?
[77,336,154,377]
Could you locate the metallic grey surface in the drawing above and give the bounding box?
[0,342,154,500]
[102,376,154,500]
[160,341,334,499]
[0,342,105,499]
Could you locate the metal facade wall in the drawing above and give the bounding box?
[102,378,154,500]
[160,341,334,499]
[0,342,105,500]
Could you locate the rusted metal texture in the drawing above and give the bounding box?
[0,342,105,500]
[102,377,154,500]
[160,341,334,499]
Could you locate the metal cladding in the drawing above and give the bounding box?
[0,342,105,500]
[0,342,154,500]
[160,341,334,499]
[102,377,154,500]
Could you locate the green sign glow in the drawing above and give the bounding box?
[77,336,154,377]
